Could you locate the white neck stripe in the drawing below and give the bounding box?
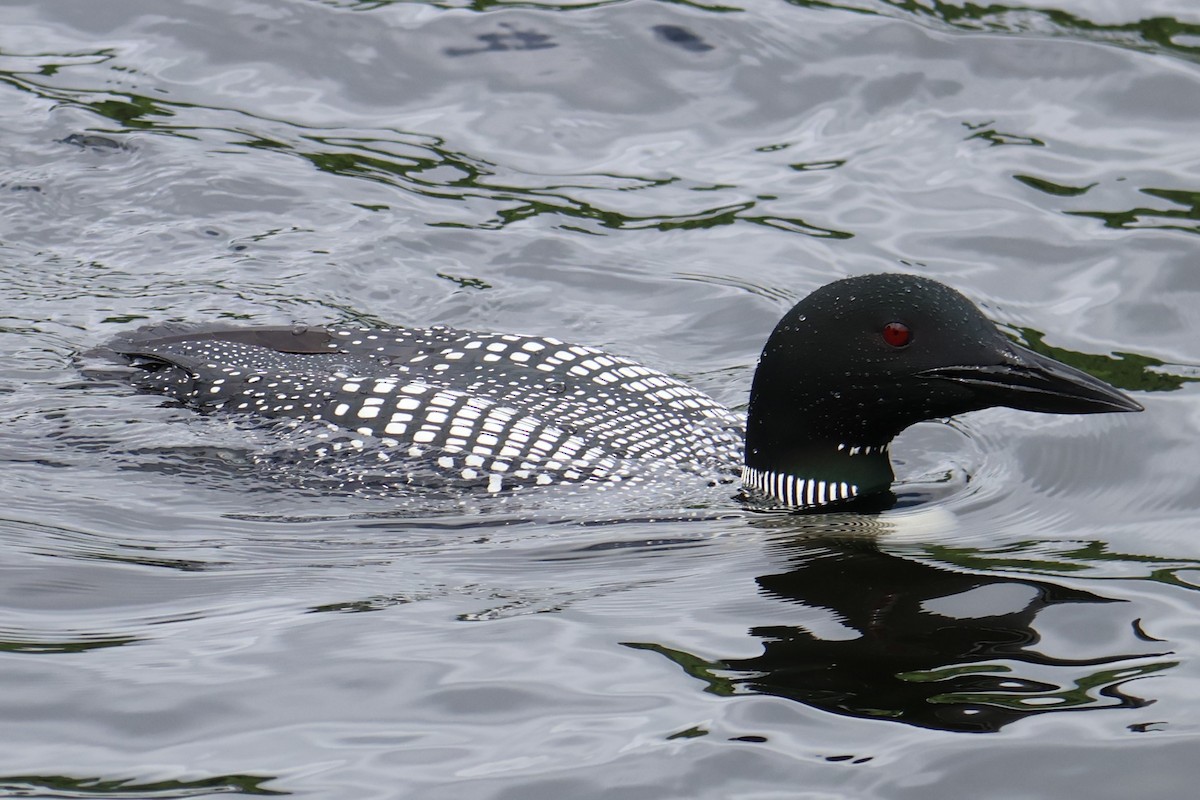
[741,466,859,508]
[836,442,887,456]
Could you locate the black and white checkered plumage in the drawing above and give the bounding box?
[111,323,745,495]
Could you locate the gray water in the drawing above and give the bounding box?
[2,0,1200,797]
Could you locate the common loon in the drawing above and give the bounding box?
[105,273,1141,509]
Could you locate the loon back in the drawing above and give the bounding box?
[104,273,1141,509]
[107,322,745,495]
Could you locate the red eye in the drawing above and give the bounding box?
[882,321,911,348]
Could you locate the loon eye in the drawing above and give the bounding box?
[882,321,911,348]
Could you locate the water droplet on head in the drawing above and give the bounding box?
[291,324,308,336]
[547,381,567,394]
[378,356,393,367]
[430,324,449,332]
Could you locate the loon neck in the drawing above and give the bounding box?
[741,439,895,508]
[743,303,908,509]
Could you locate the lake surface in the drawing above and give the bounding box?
[2,0,1199,797]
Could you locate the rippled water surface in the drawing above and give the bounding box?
[2,0,1200,797]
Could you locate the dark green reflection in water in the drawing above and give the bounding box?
[314,0,1200,67]
[925,539,1200,591]
[1068,187,1200,235]
[311,0,1200,65]
[963,121,1045,148]
[2,50,850,238]
[790,159,847,171]
[626,534,1174,734]
[786,1,1200,63]
[0,635,138,654]
[310,595,423,613]
[271,135,853,237]
[1011,327,1199,393]
[315,0,741,13]
[1013,174,1097,197]
[0,774,287,797]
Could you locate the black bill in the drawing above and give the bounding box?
[920,343,1143,415]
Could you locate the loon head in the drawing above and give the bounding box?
[743,273,1142,508]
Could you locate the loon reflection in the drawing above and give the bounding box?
[629,522,1173,733]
